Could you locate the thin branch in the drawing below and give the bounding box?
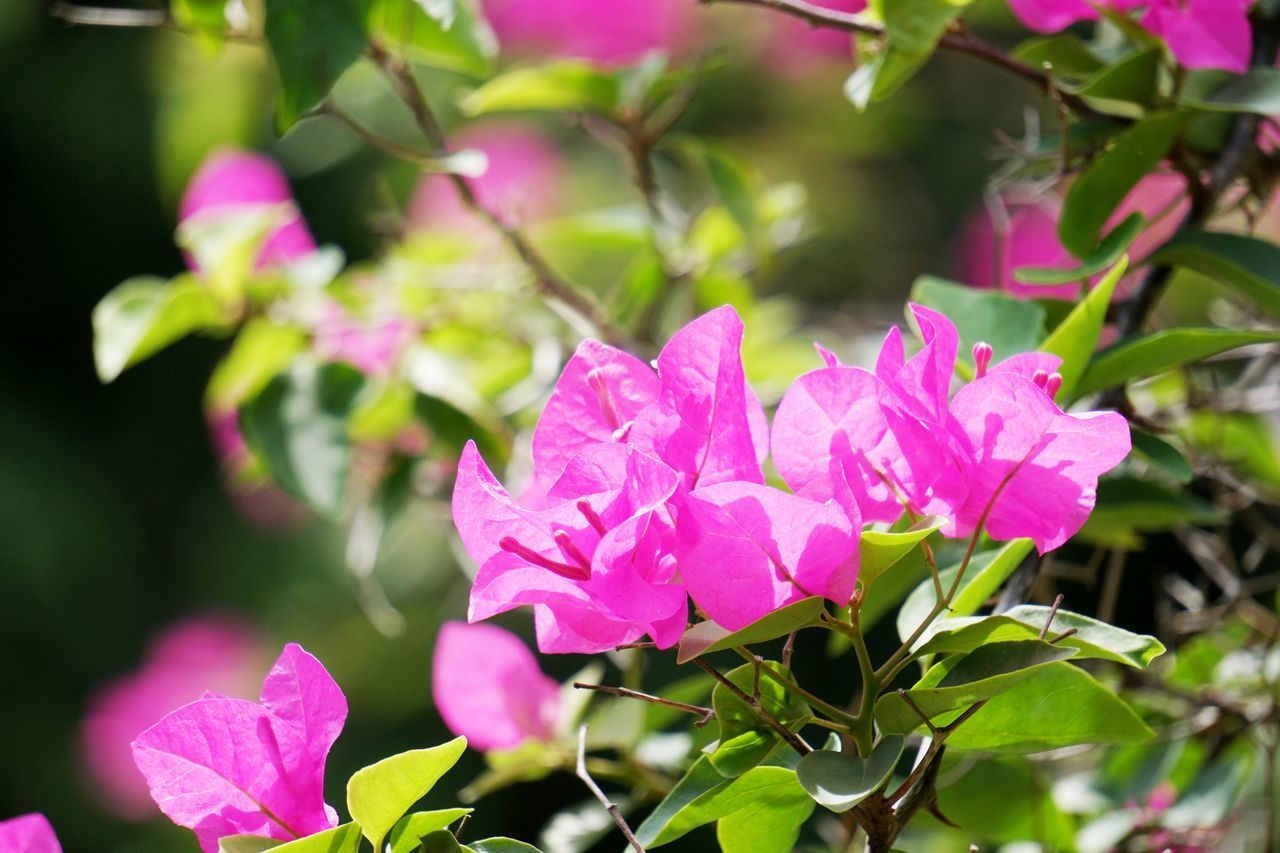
[692,658,813,754]
[50,1,255,41]
[731,645,858,726]
[573,681,715,727]
[1038,593,1065,639]
[702,0,1099,116]
[896,689,939,736]
[576,726,647,853]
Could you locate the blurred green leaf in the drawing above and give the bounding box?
[414,393,506,462]
[460,61,620,116]
[467,839,544,853]
[390,809,474,853]
[172,0,228,49]
[1013,33,1104,79]
[936,756,1075,846]
[1076,327,1280,397]
[795,735,905,812]
[1081,477,1226,545]
[859,518,943,589]
[646,765,810,846]
[366,0,494,77]
[1149,230,1280,315]
[677,598,825,664]
[93,275,226,383]
[264,0,368,129]
[710,661,808,777]
[241,360,366,518]
[1066,48,1162,110]
[219,837,281,853]
[848,0,977,105]
[910,277,1047,376]
[419,831,465,853]
[206,318,307,410]
[1015,212,1143,285]
[876,640,1078,733]
[703,144,767,262]
[1186,411,1280,494]
[1059,112,1186,257]
[1040,257,1127,402]
[1180,66,1280,113]
[1131,429,1193,483]
[1163,740,1255,828]
[347,737,468,851]
[944,662,1155,753]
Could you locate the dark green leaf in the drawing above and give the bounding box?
[1076,327,1280,396]
[936,756,1075,846]
[909,277,1047,376]
[467,840,544,853]
[876,640,1079,733]
[635,757,728,847]
[241,361,365,517]
[795,735,905,812]
[1059,112,1186,257]
[1131,429,1193,483]
[414,394,506,463]
[1163,741,1254,828]
[389,809,474,853]
[677,598,825,664]
[1149,230,1280,315]
[366,0,494,77]
[944,662,1155,753]
[263,0,368,128]
[1066,48,1162,109]
[93,275,226,383]
[1013,33,1104,79]
[1180,66,1280,114]
[1080,477,1227,545]
[419,831,464,853]
[1015,212,1143,285]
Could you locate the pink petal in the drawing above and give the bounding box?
[259,644,348,777]
[988,351,1064,381]
[950,374,1131,553]
[954,197,1080,301]
[482,0,692,63]
[132,698,335,851]
[1007,0,1097,32]
[431,622,561,752]
[533,340,660,484]
[879,304,958,424]
[676,483,859,631]
[0,814,62,853]
[630,306,765,488]
[1142,0,1251,73]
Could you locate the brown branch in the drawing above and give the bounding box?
[50,2,256,41]
[702,0,1099,116]
[575,726,647,853]
[573,681,715,727]
[692,658,813,754]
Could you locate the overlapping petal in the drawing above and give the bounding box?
[0,814,61,853]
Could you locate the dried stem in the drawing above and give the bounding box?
[576,726,647,853]
[573,681,715,727]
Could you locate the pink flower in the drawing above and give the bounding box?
[432,622,561,751]
[312,300,417,376]
[454,440,688,653]
[132,643,346,851]
[180,148,317,270]
[205,409,306,529]
[676,482,861,631]
[409,123,566,232]
[761,0,866,75]
[80,616,263,820]
[482,0,692,63]
[0,814,61,853]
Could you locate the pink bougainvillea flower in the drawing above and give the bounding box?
[761,0,865,74]
[312,300,417,376]
[454,441,688,653]
[132,643,345,851]
[629,306,768,489]
[180,148,316,270]
[676,482,860,631]
[432,622,561,751]
[409,122,566,232]
[1141,0,1252,73]
[80,616,263,820]
[483,0,691,63]
[205,408,305,529]
[948,372,1131,553]
[0,814,61,853]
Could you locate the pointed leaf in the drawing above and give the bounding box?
[1040,257,1128,402]
[263,0,368,129]
[347,737,468,851]
[93,275,225,382]
[1148,230,1280,316]
[1076,328,1280,396]
[272,824,363,852]
[647,766,809,846]
[677,597,826,664]
[859,518,943,589]
[389,809,474,853]
[1015,212,1144,285]
[796,735,906,812]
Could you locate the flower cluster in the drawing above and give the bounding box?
[452,305,1131,653]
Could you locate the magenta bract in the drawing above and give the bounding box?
[0,814,61,853]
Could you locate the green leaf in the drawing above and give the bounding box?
[1180,66,1280,114]
[347,738,468,851]
[858,544,929,631]
[635,757,729,847]
[1015,212,1143,286]
[703,144,766,261]
[895,539,1036,646]
[1131,429,1193,483]
[219,838,282,853]
[944,661,1155,753]
[206,319,308,410]
[467,840,544,853]
[241,360,365,517]
[460,61,620,116]
[916,606,1165,668]
[93,275,226,383]
[366,0,494,77]
[795,735,905,812]
[1040,257,1128,402]
[1080,477,1227,545]
[413,393,507,464]
[1066,48,1162,109]
[1163,741,1255,829]
[936,756,1075,846]
[909,276,1047,376]
[418,831,464,853]
[1058,112,1186,257]
[1149,230,1280,316]
[389,809,474,853]
[272,825,363,852]
[859,518,943,589]
[677,598,825,664]
[263,0,368,129]
[710,661,809,777]
[647,765,810,846]
[172,0,228,49]
[713,776,814,853]
[1012,33,1104,79]
[876,640,1079,734]
[1076,327,1280,397]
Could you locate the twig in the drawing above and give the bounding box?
[692,658,812,754]
[731,645,858,726]
[1038,593,1065,639]
[896,689,939,736]
[702,0,1100,116]
[50,1,255,41]
[576,726,647,853]
[573,681,715,727]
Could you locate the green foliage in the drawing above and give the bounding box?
[1015,212,1143,286]
[1040,257,1126,401]
[1150,230,1280,316]
[1065,48,1162,111]
[1077,328,1280,397]
[92,275,226,382]
[910,277,1047,374]
[859,519,943,589]
[710,661,809,777]
[460,61,622,116]
[642,763,812,849]
[677,598,825,663]
[795,735,905,812]
[218,825,363,852]
[389,809,474,853]
[263,0,369,128]
[347,737,468,851]
[1180,66,1280,113]
[366,0,496,76]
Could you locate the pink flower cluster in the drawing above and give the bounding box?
[452,306,1131,653]
[1009,0,1253,73]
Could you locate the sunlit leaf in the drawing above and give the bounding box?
[910,276,1047,376]
[1040,257,1127,402]
[347,737,468,851]
[93,275,225,383]
[677,598,826,664]
[1076,327,1280,396]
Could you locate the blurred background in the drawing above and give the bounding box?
[0,0,1063,848]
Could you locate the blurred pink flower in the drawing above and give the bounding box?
[0,814,61,853]
[482,0,692,63]
[431,621,561,751]
[180,148,316,270]
[312,301,417,376]
[205,408,306,529]
[762,0,865,74]
[80,616,264,820]
[408,123,566,232]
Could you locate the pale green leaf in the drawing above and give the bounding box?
[347,737,468,850]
